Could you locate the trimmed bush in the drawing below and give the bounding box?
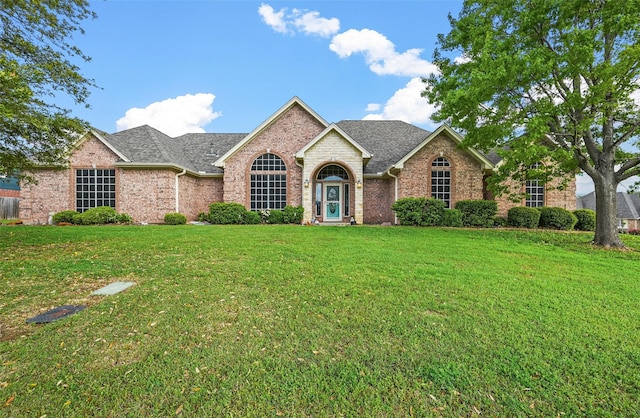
[507,207,541,228]
[52,210,79,224]
[441,209,463,227]
[492,216,507,227]
[538,207,578,230]
[244,211,261,224]
[268,210,284,224]
[455,200,498,228]
[391,197,445,226]
[164,212,187,225]
[573,209,596,231]
[283,205,304,224]
[71,206,123,225]
[207,202,248,224]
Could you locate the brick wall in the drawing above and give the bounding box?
[363,178,394,224]
[494,173,577,217]
[178,175,223,220]
[222,103,326,211]
[397,134,486,206]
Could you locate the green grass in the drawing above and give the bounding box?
[1,225,640,417]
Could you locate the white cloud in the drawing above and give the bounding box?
[258,4,290,34]
[293,10,340,38]
[259,4,339,37]
[116,93,221,137]
[365,103,381,112]
[329,29,438,77]
[363,77,438,128]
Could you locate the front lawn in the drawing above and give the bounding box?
[1,225,639,416]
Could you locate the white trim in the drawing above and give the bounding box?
[393,124,494,171]
[295,123,372,160]
[91,130,131,162]
[214,96,329,168]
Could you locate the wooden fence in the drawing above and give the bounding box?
[0,197,19,219]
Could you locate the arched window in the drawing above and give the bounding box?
[526,162,545,207]
[431,157,451,208]
[250,153,286,210]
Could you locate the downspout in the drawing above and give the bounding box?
[175,168,187,213]
[295,159,305,206]
[386,168,399,225]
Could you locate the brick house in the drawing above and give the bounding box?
[19,96,576,224]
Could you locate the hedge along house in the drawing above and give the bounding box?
[19,96,576,225]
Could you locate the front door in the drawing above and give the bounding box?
[324,183,341,220]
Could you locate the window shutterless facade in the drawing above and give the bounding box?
[250,153,287,210]
[76,169,116,212]
[431,157,451,208]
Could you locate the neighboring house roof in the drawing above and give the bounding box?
[577,191,640,220]
[0,176,20,191]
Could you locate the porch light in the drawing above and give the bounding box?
[357,179,362,188]
[304,179,310,188]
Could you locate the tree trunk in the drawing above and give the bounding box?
[592,173,625,248]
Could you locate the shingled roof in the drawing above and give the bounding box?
[97,118,495,175]
[336,120,431,174]
[103,125,246,174]
[577,191,640,220]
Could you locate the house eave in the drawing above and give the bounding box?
[114,162,222,178]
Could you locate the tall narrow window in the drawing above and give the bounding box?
[76,169,116,212]
[526,162,545,207]
[250,153,287,210]
[431,157,451,208]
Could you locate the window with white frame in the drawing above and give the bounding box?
[76,169,116,212]
[431,157,451,208]
[526,162,545,207]
[250,153,287,211]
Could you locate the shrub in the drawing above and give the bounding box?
[244,210,261,224]
[164,212,187,225]
[538,207,578,230]
[117,213,133,224]
[268,210,284,224]
[71,206,126,225]
[283,205,304,224]
[454,200,498,228]
[52,210,78,224]
[573,209,596,231]
[440,209,463,227]
[391,197,445,226]
[492,216,507,227]
[197,212,209,223]
[507,207,541,228]
[207,202,248,224]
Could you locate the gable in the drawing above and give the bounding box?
[295,124,371,161]
[70,132,126,167]
[214,96,328,168]
[394,124,494,172]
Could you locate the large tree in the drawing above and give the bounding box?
[1,0,96,180]
[424,0,640,248]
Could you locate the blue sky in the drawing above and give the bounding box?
[71,1,459,136]
[66,0,634,195]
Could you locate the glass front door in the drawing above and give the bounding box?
[324,183,341,220]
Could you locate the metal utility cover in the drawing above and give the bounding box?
[91,281,135,296]
[26,305,86,324]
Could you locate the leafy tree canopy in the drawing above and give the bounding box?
[1,0,96,180]
[425,0,640,247]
